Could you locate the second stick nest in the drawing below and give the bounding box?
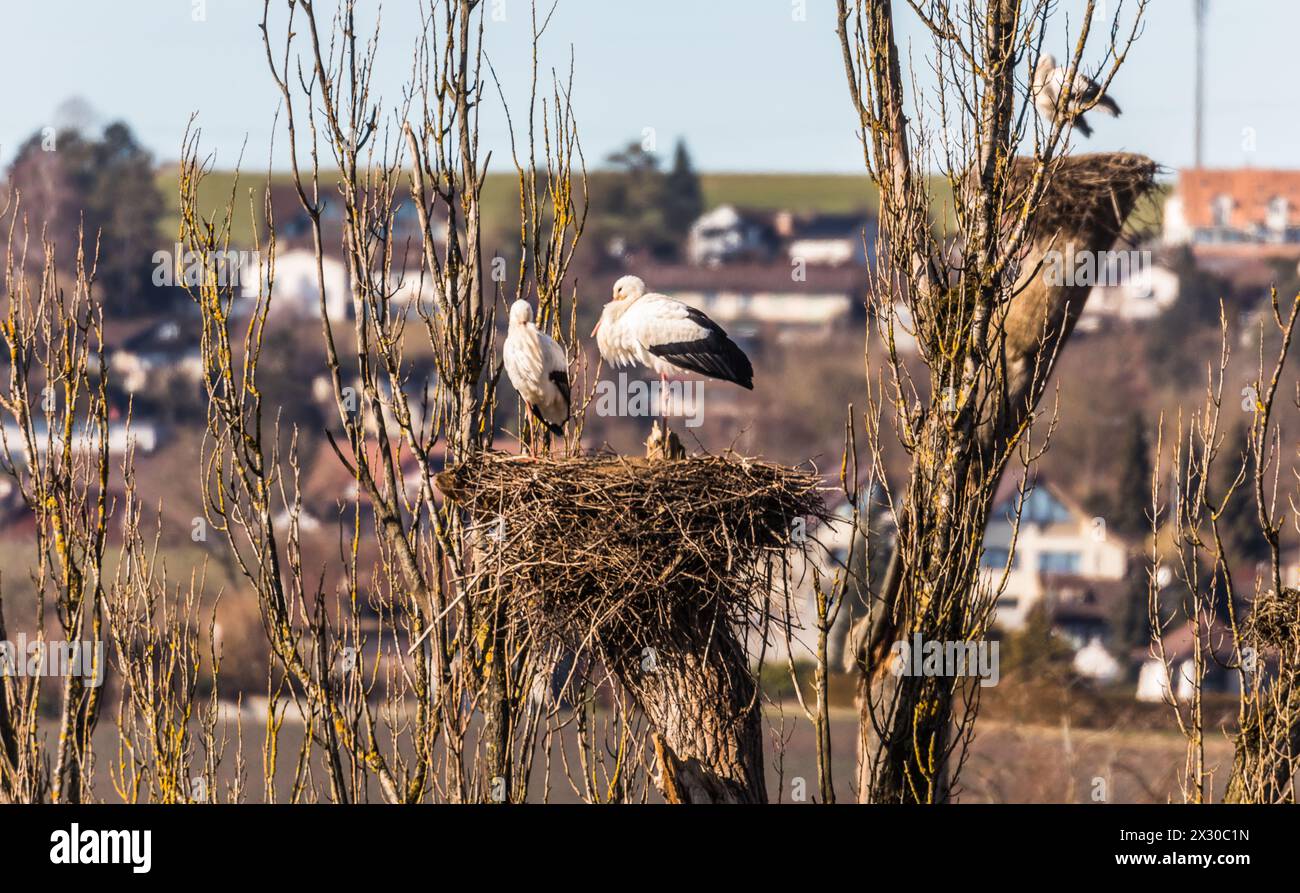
[436,452,826,652]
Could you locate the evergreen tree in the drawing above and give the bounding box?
[662,139,704,242]
[589,138,703,262]
[1109,566,1152,678]
[1144,246,1230,382]
[1001,601,1074,678]
[1212,420,1269,572]
[1110,410,1153,540]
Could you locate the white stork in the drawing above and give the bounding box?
[502,299,571,437]
[1032,54,1121,138]
[593,276,754,405]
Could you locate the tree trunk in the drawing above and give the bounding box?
[613,424,767,804]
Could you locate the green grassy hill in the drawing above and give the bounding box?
[157,167,1161,247]
[700,173,881,215]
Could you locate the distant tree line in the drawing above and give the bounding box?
[6,119,165,317]
[588,138,703,264]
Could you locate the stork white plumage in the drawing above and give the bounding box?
[1032,54,1121,138]
[502,299,571,437]
[593,276,754,408]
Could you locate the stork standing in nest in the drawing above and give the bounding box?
[1032,54,1121,138]
[503,299,571,442]
[593,275,753,419]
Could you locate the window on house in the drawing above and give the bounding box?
[1212,194,1234,228]
[1017,488,1073,525]
[1267,196,1290,232]
[996,597,1020,610]
[1038,551,1081,574]
[982,547,1016,569]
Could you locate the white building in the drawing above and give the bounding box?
[388,270,442,319]
[1078,262,1180,331]
[686,206,778,267]
[785,213,877,268]
[1134,615,1239,702]
[110,320,203,394]
[676,290,853,331]
[243,248,352,322]
[1073,636,1122,683]
[1,420,158,456]
[634,263,864,344]
[758,489,896,668]
[981,481,1128,631]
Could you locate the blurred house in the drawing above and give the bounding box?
[1164,169,1300,248]
[1163,169,1300,291]
[686,205,877,269]
[0,475,23,523]
[686,205,779,266]
[1134,614,1239,702]
[883,302,920,353]
[241,248,446,323]
[1,420,158,456]
[759,496,873,662]
[785,212,877,268]
[243,248,351,322]
[1285,547,1300,590]
[242,185,444,322]
[265,183,435,255]
[761,485,895,667]
[1078,258,1180,331]
[1072,636,1122,684]
[110,319,203,393]
[634,262,865,344]
[1048,576,1129,651]
[388,269,443,319]
[981,479,1129,632]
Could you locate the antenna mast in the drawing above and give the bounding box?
[1194,0,1208,168]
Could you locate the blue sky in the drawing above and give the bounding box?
[0,0,1294,173]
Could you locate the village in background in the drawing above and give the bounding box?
[1,91,1298,800]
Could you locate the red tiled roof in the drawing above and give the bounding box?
[1177,169,1300,229]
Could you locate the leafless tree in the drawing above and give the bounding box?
[176,0,588,802]
[834,0,1152,802]
[1152,295,1300,803]
[0,210,111,803]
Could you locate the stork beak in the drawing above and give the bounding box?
[590,319,601,338]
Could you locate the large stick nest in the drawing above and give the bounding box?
[436,452,826,654]
[1008,151,1159,245]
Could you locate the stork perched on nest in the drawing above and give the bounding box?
[1032,54,1121,138]
[502,299,571,438]
[593,275,754,400]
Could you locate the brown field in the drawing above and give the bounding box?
[70,699,1224,804]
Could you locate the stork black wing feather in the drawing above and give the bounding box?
[528,402,565,437]
[648,307,754,389]
[1078,79,1120,117]
[549,369,572,417]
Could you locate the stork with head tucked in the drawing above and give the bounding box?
[502,299,571,439]
[1032,54,1121,138]
[593,276,754,412]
